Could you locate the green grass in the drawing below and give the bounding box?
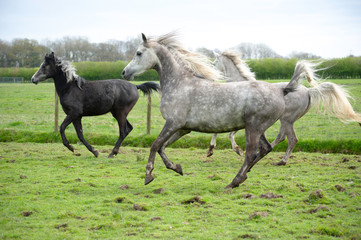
[1,80,360,154]
[0,142,360,239]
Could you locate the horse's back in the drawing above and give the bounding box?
[75,79,139,116]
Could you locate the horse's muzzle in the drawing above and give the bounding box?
[31,77,38,85]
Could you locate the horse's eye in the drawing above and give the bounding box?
[136,51,142,56]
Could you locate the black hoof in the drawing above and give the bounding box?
[93,150,99,158]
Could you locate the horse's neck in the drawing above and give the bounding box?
[53,70,70,97]
[155,46,191,90]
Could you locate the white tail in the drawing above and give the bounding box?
[299,61,361,123]
[309,82,361,123]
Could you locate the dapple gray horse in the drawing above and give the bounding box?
[208,51,361,165]
[122,32,309,189]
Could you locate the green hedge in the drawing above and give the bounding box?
[0,57,360,81]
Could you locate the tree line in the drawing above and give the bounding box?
[0,36,360,79]
[1,56,360,81]
[0,36,326,68]
[0,37,142,68]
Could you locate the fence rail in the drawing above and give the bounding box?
[0,77,24,83]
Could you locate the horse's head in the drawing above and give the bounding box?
[31,52,57,84]
[122,34,160,80]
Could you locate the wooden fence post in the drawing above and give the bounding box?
[147,94,151,134]
[54,90,59,133]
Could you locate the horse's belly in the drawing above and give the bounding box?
[184,113,245,133]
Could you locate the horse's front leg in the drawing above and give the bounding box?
[145,120,181,185]
[72,118,99,157]
[158,129,191,175]
[207,133,218,157]
[60,115,75,152]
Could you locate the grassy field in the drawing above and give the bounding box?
[0,80,360,154]
[0,142,360,239]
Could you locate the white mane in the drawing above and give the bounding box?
[221,50,256,81]
[55,58,79,83]
[149,32,224,81]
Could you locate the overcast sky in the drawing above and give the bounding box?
[1,0,360,58]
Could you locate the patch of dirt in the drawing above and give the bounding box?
[21,211,33,217]
[249,211,268,219]
[348,166,357,170]
[241,193,257,199]
[335,184,345,192]
[305,205,330,214]
[239,234,258,239]
[119,185,129,190]
[341,157,349,163]
[308,189,324,200]
[56,223,68,231]
[260,192,283,199]
[151,216,162,221]
[114,197,126,203]
[154,188,165,194]
[20,175,27,179]
[296,184,306,192]
[182,196,205,205]
[133,203,147,211]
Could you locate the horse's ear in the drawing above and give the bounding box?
[141,33,147,43]
[45,52,55,62]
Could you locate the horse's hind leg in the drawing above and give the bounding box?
[207,133,218,157]
[226,128,261,189]
[229,131,243,156]
[60,115,75,153]
[275,122,298,166]
[109,117,133,158]
[72,118,99,157]
[158,129,191,175]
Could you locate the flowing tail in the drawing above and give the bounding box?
[309,82,361,124]
[291,60,361,124]
[136,82,160,95]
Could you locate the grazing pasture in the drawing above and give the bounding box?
[0,80,360,239]
[0,142,360,239]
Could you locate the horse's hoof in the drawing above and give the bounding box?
[225,183,239,189]
[226,174,248,189]
[271,161,287,166]
[93,150,99,158]
[145,174,154,185]
[235,147,243,156]
[206,150,213,157]
[68,145,75,152]
[107,154,114,158]
[175,164,183,175]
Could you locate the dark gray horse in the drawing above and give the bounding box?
[209,51,361,165]
[122,32,305,189]
[31,52,160,158]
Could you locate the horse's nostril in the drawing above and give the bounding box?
[122,70,125,76]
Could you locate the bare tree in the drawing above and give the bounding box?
[288,51,320,59]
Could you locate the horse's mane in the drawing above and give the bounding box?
[221,50,257,81]
[148,32,223,81]
[54,57,84,88]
